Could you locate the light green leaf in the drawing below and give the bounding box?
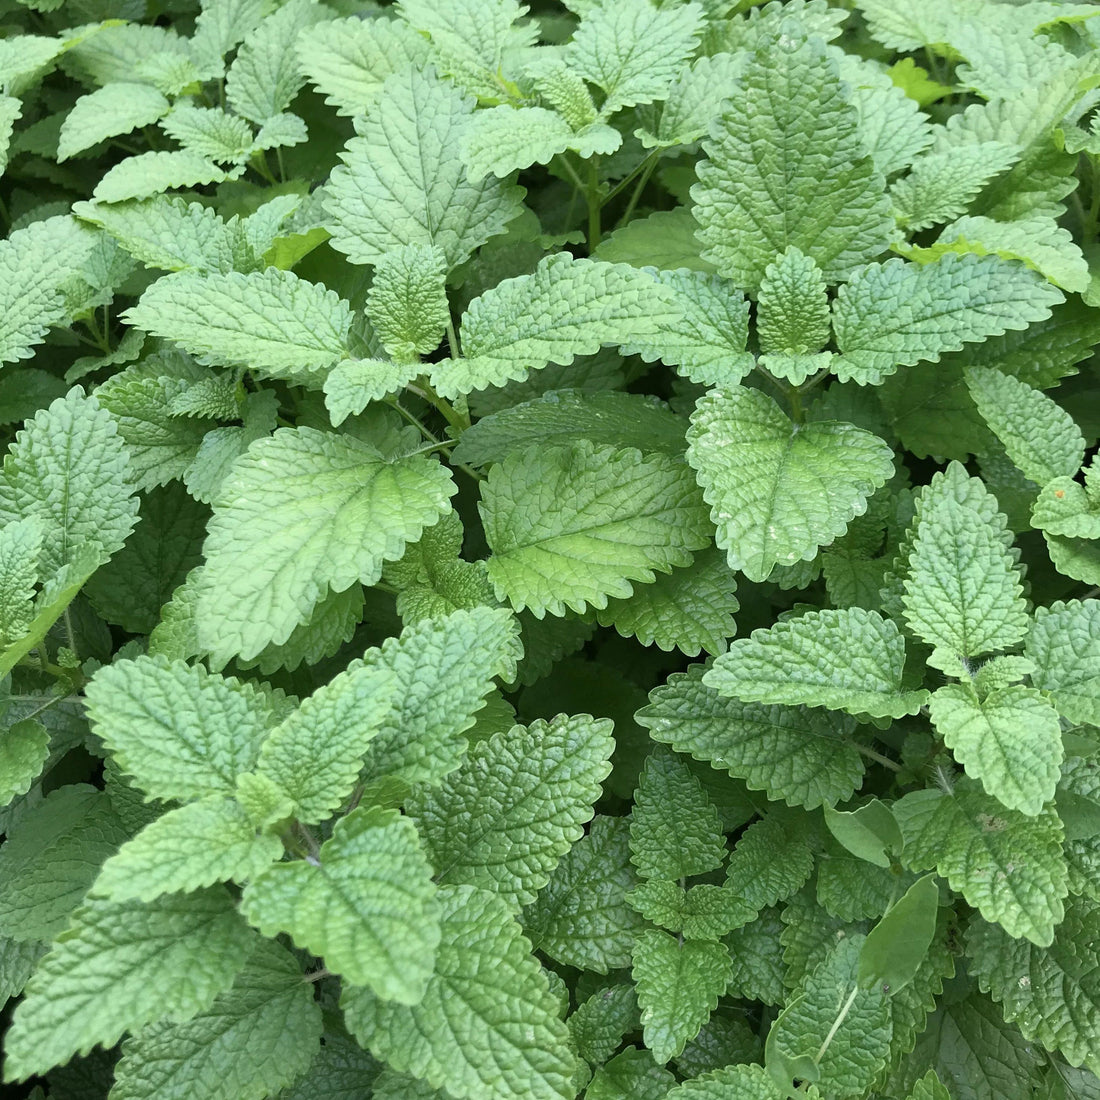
[633,931,731,1065]
[693,26,892,289]
[326,66,522,269]
[628,881,754,941]
[409,713,613,908]
[522,815,645,974]
[637,52,743,150]
[0,34,62,93]
[768,936,892,1099]
[193,427,455,663]
[966,367,1085,485]
[617,268,754,389]
[123,268,351,383]
[905,1070,952,1100]
[74,196,256,275]
[686,386,894,582]
[58,82,170,162]
[452,389,688,469]
[108,938,322,1100]
[930,682,1062,816]
[225,0,328,123]
[0,94,20,176]
[432,254,679,398]
[254,662,395,824]
[637,664,865,811]
[461,106,620,180]
[84,655,277,802]
[966,894,1100,1075]
[93,151,240,204]
[597,547,738,658]
[594,208,714,273]
[566,0,703,115]
[0,786,128,943]
[630,748,727,881]
[858,874,939,994]
[3,888,255,1082]
[357,606,521,788]
[890,142,1021,231]
[481,440,710,617]
[0,516,41,645]
[242,806,439,1003]
[706,607,930,719]
[342,884,576,1100]
[0,216,96,363]
[1032,477,1100,540]
[894,779,1067,945]
[366,244,448,361]
[901,462,1028,670]
[0,720,50,809]
[159,105,255,164]
[569,984,639,1068]
[832,254,1065,385]
[1026,600,1100,727]
[323,359,422,424]
[757,246,831,379]
[824,800,902,868]
[1044,531,1100,587]
[295,16,430,116]
[0,387,137,574]
[90,797,282,903]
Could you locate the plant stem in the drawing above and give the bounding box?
[616,155,657,229]
[815,984,860,1064]
[446,314,462,359]
[586,157,602,251]
[856,743,902,772]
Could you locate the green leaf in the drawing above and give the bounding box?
[663,1063,788,1099]
[706,607,930,720]
[409,713,613,908]
[193,427,455,663]
[1033,476,1100,540]
[0,387,137,575]
[342,884,576,1100]
[569,984,638,1068]
[0,516,40,645]
[366,244,449,361]
[686,387,894,583]
[967,895,1100,1076]
[893,779,1067,946]
[966,367,1085,485]
[84,655,277,802]
[757,246,831,384]
[432,254,679,398]
[637,664,864,811]
[107,938,322,1100]
[522,815,645,974]
[159,104,255,164]
[901,462,1028,671]
[632,931,731,1065]
[323,359,423,424]
[326,66,522,269]
[858,874,939,994]
[58,82,170,162]
[481,440,710,617]
[242,806,439,1003]
[1027,600,1100,726]
[832,254,1065,385]
[357,606,521,787]
[630,748,726,881]
[637,52,742,151]
[93,150,240,204]
[617,268,754,389]
[295,16,430,116]
[0,786,129,943]
[123,269,351,383]
[693,25,893,289]
[1043,531,1100,587]
[594,208,714,273]
[823,800,903,868]
[460,106,620,180]
[565,0,704,115]
[768,936,892,1099]
[597,546,738,658]
[725,817,814,913]
[453,389,687,469]
[0,720,50,809]
[628,881,754,940]
[2,888,255,1082]
[929,682,1063,816]
[890,142,1021,231]
[224,0,327,123]
[90,796,282,903]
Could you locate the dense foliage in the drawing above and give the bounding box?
[2,0,1100,1097]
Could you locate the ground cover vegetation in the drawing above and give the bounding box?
[1,0,1100,1096]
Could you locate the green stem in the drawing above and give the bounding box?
[446,314,462,359]
[586,157,602,251]
[616,156,658,228]
[788,384,804,424]
[390,399,441,444]
[815,984,860,1064]
[554,153,585,192]
[407,381,470,433]
[602,151,657,206]
[856,743,902,772]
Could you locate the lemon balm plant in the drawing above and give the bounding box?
[2,0,1100,1097]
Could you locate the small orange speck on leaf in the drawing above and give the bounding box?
[1054,489,1065,499]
